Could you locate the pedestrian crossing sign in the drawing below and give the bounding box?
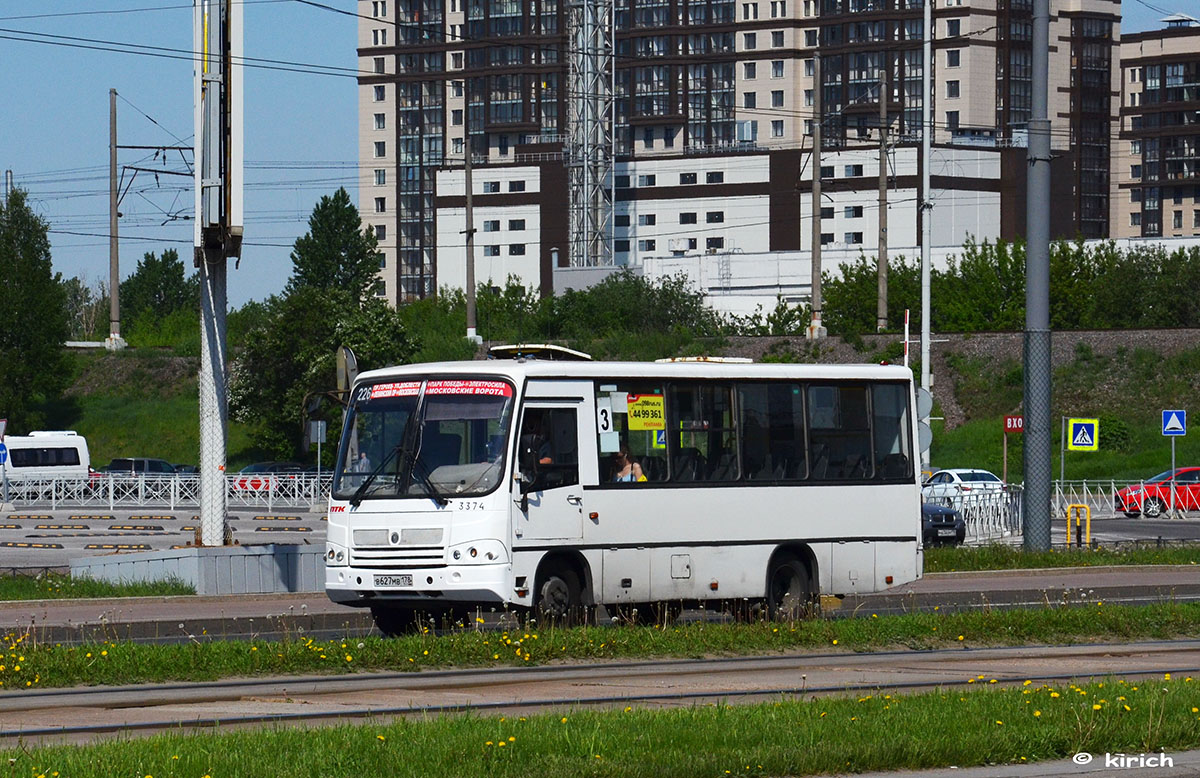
[1067,418,1099,451]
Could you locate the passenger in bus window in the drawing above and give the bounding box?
[611,447,646,483]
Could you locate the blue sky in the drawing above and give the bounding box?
[0,0,1178,308]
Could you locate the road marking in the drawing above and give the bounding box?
[130,515,176,521]
[253,526,312,532]
[69,515,114,521]
[35,524,88,530]
[108,525,165,531]
[0,541,64,549]
[84,543,152,550]
[0,524,21,530]
[7,514,50,520]
[253,515,301,521]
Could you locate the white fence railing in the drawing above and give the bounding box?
[1054,479,1198,520]
[2,473,332,511]
[929,486,1024,544]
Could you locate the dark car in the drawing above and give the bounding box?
[239,461,304,474]
[105,458,176,476]
[172,464,199,474]
[922,501,965,546]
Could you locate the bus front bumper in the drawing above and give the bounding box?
[325,563,511,607]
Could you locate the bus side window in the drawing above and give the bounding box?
[594,383,666,484]
[520,409,578,491]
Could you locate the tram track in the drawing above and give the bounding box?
[2,639,1198,745]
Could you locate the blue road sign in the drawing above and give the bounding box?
[1163,410,1187,437]
[0,443,6,465]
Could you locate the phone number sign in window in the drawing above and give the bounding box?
[627,394,665,431]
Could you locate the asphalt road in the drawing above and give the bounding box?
[0,508,328,570]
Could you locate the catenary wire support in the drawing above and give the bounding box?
[567,0,613,268]
[194,0,243,547]
[1022,0,1052,550]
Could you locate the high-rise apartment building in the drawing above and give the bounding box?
[1111,15,1200,239]
[360,0,1119,305]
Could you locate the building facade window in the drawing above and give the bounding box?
[452,109,463,125]
[615,214,630,226]
[374,168,386,185]
[509,244,526,255]
[844,164,863,177]
[744,32,757,49]
[374,197,386,212]
[373,56,385,74]
[706,211,724,223]
[946,49,960,67]
[771,90,783,107]
[706,171,724,183]
[743,92,757,108]
[373,141,386,157]
[707,236,725,249]
[770,0,785,16]
[638,214,657,225]
[946,19,960,37]
[484,245,501,256]
[772,60,784,78]
[946,111,959,130]
[771,120,784,137]
[680,212,697,223]
[484,181,500,193]
[374,112,386,129]
[772,30,784,47]
[844,206,863,218]
[680,172,697,184]
[946,80,960,98]
[744,62,757,79]
[509,219,525,230]
[375,224,387,241]
[845,232,863,244]
[638,239,657,251]
[484,220,500,232]
[373,85,385,101]
[638,174,657,186]
[372,28,388,46]
[509,180,526,192]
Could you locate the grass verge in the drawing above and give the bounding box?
[925,545,1200,573]
[0,574,194,601]
[4,602,1199,690]
[7,678,1200,777]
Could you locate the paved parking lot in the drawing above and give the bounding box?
[0,509,327,570]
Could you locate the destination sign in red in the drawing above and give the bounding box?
[425,379,513,397]
[1004,415,1024,433]
[369,381,421,399]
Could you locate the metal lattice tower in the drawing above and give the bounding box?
[566,0,614,268]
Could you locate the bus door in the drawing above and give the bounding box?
[513,388,594,541]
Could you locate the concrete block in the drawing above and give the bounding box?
[70,544,326,595]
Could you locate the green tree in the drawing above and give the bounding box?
[821,254,920,336]
[285,188,380,305]
[0,189,70,431]
[120,248,198,322]
[231,291,417,458]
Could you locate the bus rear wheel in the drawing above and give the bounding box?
[767,555,815,621]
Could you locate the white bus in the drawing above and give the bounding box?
[325,356,921,634]
[2,431,91,480]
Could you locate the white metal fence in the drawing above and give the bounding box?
[928,486,1025,544]
[1054,479,1198,520]
[1,473,333,511]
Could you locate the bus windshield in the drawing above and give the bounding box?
[333,378,515,502]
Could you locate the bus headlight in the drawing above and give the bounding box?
[447,540,507,564]
[325,542,348,567]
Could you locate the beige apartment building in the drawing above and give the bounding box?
[359,0,1120,303]
[1111,16,1200,239]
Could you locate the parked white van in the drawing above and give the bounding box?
[2,431,91,480]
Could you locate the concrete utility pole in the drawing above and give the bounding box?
[919,0,933,468]
[3,170,12,205]
[463,139,481,344]
[195,0,243,547]
[107,88,126,351]
[877,67,889,333]
[1023,0,1053,550]
[807,52,826,340]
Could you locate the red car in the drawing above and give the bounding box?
[1114,467,1200,518]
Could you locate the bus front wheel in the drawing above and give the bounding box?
[370,604,420,637]
[766,555,816,621]
[535,567,582,621]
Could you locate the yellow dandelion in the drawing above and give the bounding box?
[1023,680,1032,686]
[377,735,386,741]
[509,736,515,741]
[1050,692,1060,698]
[1165,673,1172,680]
[624,706,632,713]
[498,742,506,748]
[832,639,838,645]
[561,717,568,723]
[995,720,1003,725]
[101,650,107,657]
[1033,710,1041,717]
[957,635,964,641]
[345,654,353,662]
[1093,704,1102,710]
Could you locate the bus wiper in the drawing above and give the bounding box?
[405,452,449,507]
[349,444,403,507]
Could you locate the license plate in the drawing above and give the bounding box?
[374,574,413,588]
[938,529,956,537]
